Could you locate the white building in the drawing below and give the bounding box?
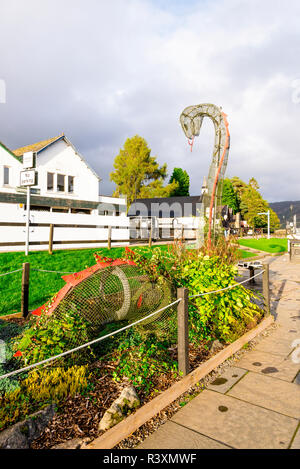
[0,134,126,215]
[0,141,23,193]
[0,135,128,251]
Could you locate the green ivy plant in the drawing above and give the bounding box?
[12,310,91,365]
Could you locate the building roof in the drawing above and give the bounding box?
[128,195,203,218]
[0,140,22,163]
[11,134,101,181]
[13,135,62,157]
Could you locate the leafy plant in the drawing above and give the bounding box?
[11,309,91,366]
[101,329,178,394]
[180,254,263,342]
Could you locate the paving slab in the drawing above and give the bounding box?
[228,371,300,418]
[137,420,231,449]
[290,426,300,449]
[294,372,300,385]
[236,350,300,382]
[255,335,299,357]
[264,326,300,342]
[171,390,297,449]
[206,367,247,394]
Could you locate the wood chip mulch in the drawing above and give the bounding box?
[30,342,211,449]
[30,320,275,450]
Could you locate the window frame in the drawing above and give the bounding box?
[68,175,74,193]
[47,172,54,191]
[57,174,65,193]
[3,166,10,185]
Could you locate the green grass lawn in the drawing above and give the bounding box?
[238,238,288,253]
[0,245,170,317]
[238,249,257,259]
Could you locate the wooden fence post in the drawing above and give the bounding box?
[262,263,270,316]
[148,223,153,248]
[108,226,112,250]
[249,266,255,284]
[48,224,54,255]
[177,287,189,376]
[181,225,184,243]
[21,262,30,318]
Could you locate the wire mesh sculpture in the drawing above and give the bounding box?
[31,254,174,344]
[180,103,230,248]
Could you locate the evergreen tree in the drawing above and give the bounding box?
[240,179,280,231]
[221,179,239,213]
[110,135,178,208]
[169,168,190,196]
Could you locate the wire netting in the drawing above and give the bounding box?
[0,270,23,317]
[0,263,178,392]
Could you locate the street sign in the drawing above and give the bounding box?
[20,169,36,187]
[22,151,35,170]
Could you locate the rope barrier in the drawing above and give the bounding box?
[0,269,23,278]
[188,269,265,299]
[0,298,181,381]
[31,268,76,274]
[0,268,266,381]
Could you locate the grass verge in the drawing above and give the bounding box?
[0,245,170,317]
[238,238,287,253]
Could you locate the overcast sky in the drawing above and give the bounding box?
[0,0,299,202]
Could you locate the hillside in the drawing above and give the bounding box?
[269,200,300,225]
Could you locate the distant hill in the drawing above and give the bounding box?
[269,201,300,225]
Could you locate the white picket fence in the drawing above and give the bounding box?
[0,204,130,252]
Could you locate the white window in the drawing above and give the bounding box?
[47,172,54,191]
[3,166,9,185]
[57,174,65,192]
[68,176,74,193]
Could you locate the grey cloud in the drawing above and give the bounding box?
[0,0,299,200]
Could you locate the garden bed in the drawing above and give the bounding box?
[0,241,269,449]
[28,314,270,450]
[24,315,272,450]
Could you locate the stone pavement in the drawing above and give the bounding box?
[138,254,300,449]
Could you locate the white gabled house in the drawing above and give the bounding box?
[0,134,127,215]
[13,134,101,206]
[0,135,128,252]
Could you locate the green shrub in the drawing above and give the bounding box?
[181,254,263,342]
[11,309,91,366]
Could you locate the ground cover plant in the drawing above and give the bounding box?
[238,237,287,253]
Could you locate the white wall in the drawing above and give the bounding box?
[36,139,99,202]
[0,145,22,192]
[0,204,130,252]
[158,217,199,239]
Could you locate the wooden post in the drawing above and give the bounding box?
[177,287,189,376]
[21,262,30,318]
[262,263,270,316]
[48,224,54,255]
[148,223,153,248]
[249,266,255,284]
[181,225,184,243]
[108,226,112,250]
